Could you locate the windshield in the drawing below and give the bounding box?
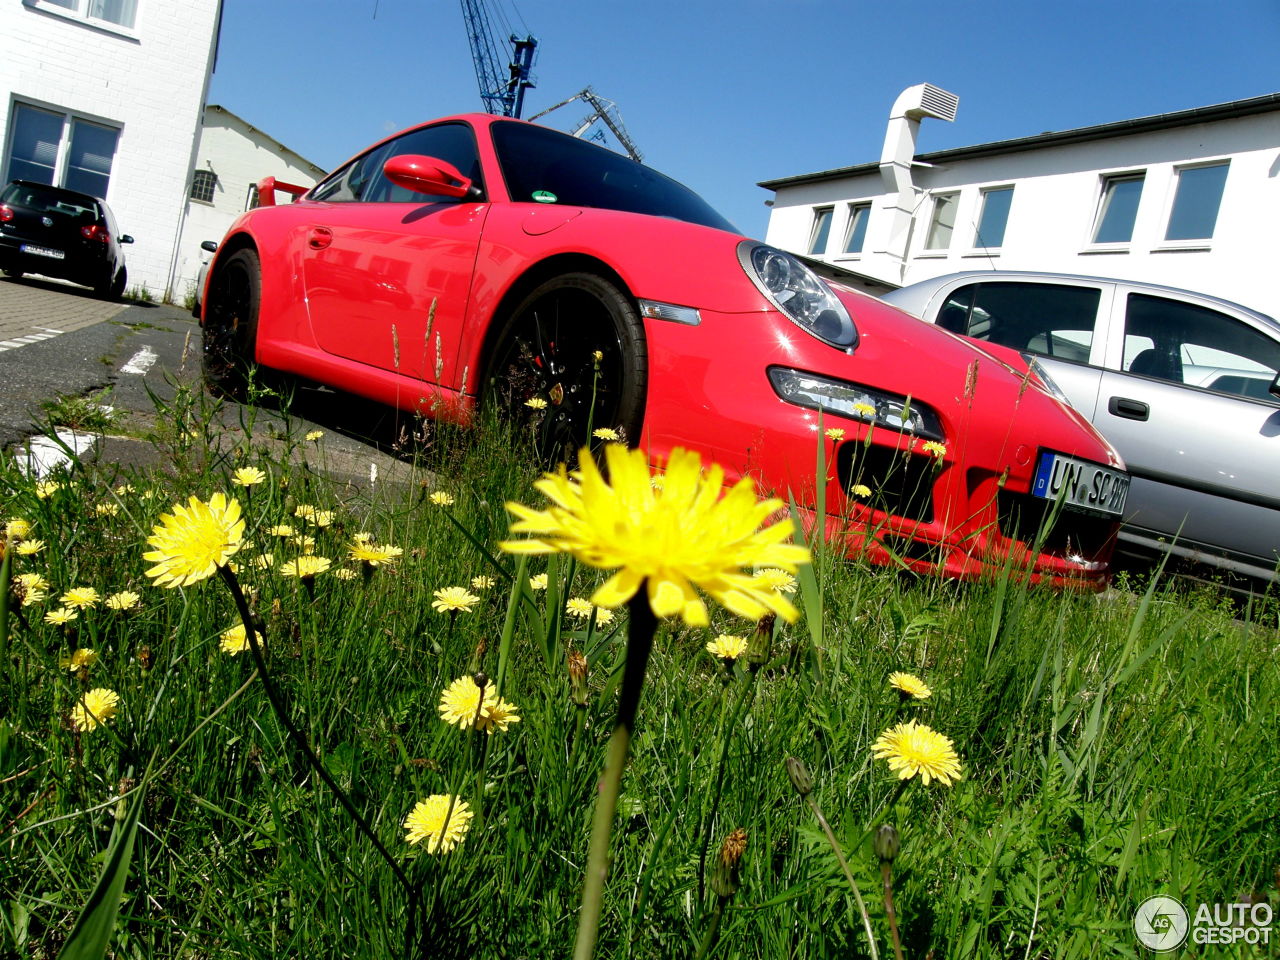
[491,120,738,234]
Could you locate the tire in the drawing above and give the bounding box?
[100,266,127,301]
[487,272,647,464]
[202,248,262,401]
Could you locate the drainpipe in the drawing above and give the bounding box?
[874,83,959,283]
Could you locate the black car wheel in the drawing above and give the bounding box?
[202,248,262,400]
[487,272,647,464]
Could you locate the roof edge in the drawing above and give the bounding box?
[759,91,1280,191]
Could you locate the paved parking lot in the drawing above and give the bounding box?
[0,274,127,351]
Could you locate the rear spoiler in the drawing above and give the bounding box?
[255,176,309,207]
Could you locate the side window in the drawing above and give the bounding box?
[1122,294,1280,400]
[360,123,484,203]
[309,145,388,203]
[938,282,1101,364]
[808,207,833,255]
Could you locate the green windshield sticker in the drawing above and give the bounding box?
[532,190,558,203]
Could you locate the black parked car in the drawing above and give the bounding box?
[0,180,133,299]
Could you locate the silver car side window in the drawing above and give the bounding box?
[942,282,1100,365]
[1122,293,1280,401]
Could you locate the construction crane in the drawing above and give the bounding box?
[459,0,537,118]
[529,87,643,162]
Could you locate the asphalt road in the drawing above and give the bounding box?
[0,278,432,491]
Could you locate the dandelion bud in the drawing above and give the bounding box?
[785,756,814,796]
[874,823,900,863]
[567,648,589,706]
[472,672,489,692]
[747,613,776,669]
[711,827,748,898]
[137,645,153,671]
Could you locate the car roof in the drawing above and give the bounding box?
[882,269,1278,326]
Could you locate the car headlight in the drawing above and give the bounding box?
[1019,353,1072,407]
[737,241,857,349]
[768,367,944,440]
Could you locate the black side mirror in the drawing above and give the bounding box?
[200,240,218,253]
[120,235,134,244]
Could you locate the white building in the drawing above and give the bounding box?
[0,0,222,299]
[760,89,1280,318]
[173,104,325,302]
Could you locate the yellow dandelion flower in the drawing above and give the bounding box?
[268,524,296,537]
[17,572,49,592]
[349,542,403,566]
[305,430,324,442]
[706,634,748,660]
[115,484,135,496]
[22,588,48,607]
[143,493,245,588]
[71,688,120,733]
[824,428,845,442]
[852,402,876,418]
[60,587,100,609]
[438,675,521,733]
[871,719,962,787]
[219,623,263,656]
[6,518,32,540]
[888,672,932,700]
[471,574,496,589]
[45,607,77,625]
[352,531,373,543]
[35,480,61,500]
[105,590,141,611]
[592,606,615,626]
[16,539,45,556]
[565,596,595,619]
[524,397,547,410]
[528,573,548,591]
[403,794,473,853]
[94,503,120,517]
[850,484,872,498]
[921,440,947,459]
[279,556,331,580]
[429,491,455,507]
[501,444,810,626]
[60,647,98,674]
[288,534,317,552]
[752,568,797,595]
[432,586,480,613]
[333,567,358,580]
[592,350,604,361]
[592,427,620,441]
[231,466,267,487]
[252,552,275,570]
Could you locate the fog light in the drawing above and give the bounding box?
[767,366,943,441]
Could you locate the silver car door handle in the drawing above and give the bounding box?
[1108,396,1149,421]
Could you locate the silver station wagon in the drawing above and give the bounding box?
[883,271,1280,589]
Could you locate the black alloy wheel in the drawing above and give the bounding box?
[488,272,647,465]
[202,248,262,400]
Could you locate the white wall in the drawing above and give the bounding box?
[766,109,1280,318]
[0,0,220,298]
[173,106,325,300]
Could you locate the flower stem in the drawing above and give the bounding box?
[696,670,758,902]
[572,588,656,960]
[217,565,414,896]
[881,861,904,960]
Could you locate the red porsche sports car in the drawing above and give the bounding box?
[199,113,1128,588]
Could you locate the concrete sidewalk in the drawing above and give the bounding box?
[0,274,128,351]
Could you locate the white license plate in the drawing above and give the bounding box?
[1031,451,1130,517]
[20,244,65,260]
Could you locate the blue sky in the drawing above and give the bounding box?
[208,0,1280,238]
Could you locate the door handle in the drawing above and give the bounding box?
[1108,396,1149,421]
[307,226,333,250]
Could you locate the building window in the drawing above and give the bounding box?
[1091,173,1144,244]
[925,192,958,250]
[190,169,218,204]
[31,0,138,29]
[4,102,119,199]
[842,203,871,254]
[1164,162,1229,241]
[808,207,833,255]
[974,186,1013,249]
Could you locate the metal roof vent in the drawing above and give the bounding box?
[911,83,960,123]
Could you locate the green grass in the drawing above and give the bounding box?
[1,384,1277,959]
